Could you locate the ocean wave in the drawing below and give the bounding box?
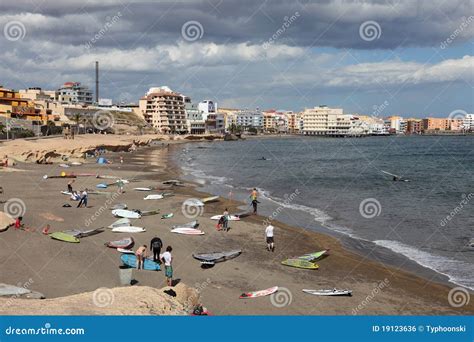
[373,240,474,290]
[180,166,230,185]
[259,190,333,224]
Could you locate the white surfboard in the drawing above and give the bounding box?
[112,209,141,219]
[171,228,205,235]
[134,187,152,191]
[117,248,134,254]
[211,215,240,221]
[144,194,164,200]
[112,226,146,233]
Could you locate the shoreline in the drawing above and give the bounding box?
[168,140,468,292]
[0,135,472,315]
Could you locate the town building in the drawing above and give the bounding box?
[138,86,187,134]
[384,116,406,134]
[235,110,263,130]
[406,118,423,134]
[301,105,358,136]
[463,114,474,131]
[185,102,205,134]
[57,82,93,105]
[0,87,45,124]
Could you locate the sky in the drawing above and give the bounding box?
[0,0,473,117]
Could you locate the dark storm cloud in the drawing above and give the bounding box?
[1,0,472,49]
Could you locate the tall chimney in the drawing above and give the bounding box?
[95,61,99,103]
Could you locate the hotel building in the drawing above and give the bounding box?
[139,86,187,134]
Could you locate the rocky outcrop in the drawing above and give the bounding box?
[0,283,200,315]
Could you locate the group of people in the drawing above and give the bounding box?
[135,237,174,287]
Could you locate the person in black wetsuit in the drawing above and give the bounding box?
[150,236,163,263]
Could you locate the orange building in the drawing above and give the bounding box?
[0,87,45,123]
[422,118,450,131]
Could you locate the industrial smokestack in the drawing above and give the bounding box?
[95,61,99,103]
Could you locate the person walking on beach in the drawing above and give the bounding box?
[265,224,275,252]
[135,245,147,270]
[67,179,75,193]
[117,179,124,194]
[160,246,173,286]
[150,236,163,263]
[250,188,260,214]
[77,189,88,208]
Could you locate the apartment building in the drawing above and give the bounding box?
[301,105,356,136]
[57,82,93,105]
[139,86,187,134]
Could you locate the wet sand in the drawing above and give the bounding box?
[0,138,472,315]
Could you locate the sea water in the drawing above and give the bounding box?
[175,136,474,290]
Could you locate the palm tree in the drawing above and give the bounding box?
[72,114,81,135]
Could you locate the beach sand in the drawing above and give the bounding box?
[0,135,472,315]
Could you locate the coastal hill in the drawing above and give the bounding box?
[0,283,199,315]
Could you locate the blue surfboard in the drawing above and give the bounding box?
[120,254,161,271]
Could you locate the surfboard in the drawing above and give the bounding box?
[302,289,352,296]
[134,187,152,191]
[49,232,80,243]
[111,226,146,233]
[240,286,278,299]
[298,250,328,261]
[108,218,131,228]
[117,248,134,254]
[201,196,219,203]
[211,215,240,221]
[112,209,141,219]
[105,237,134,249]
[171,228,204,235]
[120,254,161,271]
[161,213,174,219]
[281,258,319,269]
[144,194,164,200]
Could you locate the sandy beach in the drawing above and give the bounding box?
[0,135,472,315]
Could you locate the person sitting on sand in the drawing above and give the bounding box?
[14,216,24,230]
[70,191,80,201]
[160,246,173,286]
[135,245,147,270]
[42,224,50,235]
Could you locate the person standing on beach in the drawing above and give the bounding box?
[222,208,229,232]
[265,224,275,252]
[135,245,147,270]
[117,179,124,194]
[150,236,163,263]
[250,188,259,214]
[160,246,173,286]
[67,179,75,193]
[77,189,88,208]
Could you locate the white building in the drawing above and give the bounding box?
[57,82,93,105]
[235,110,263,129]
[185,102,205,134]
[463,114,474,131]
[302,105,357,136]
[198,100,217,121]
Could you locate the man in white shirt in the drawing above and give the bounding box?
[160,246,173,286]
[265,225,275,252]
